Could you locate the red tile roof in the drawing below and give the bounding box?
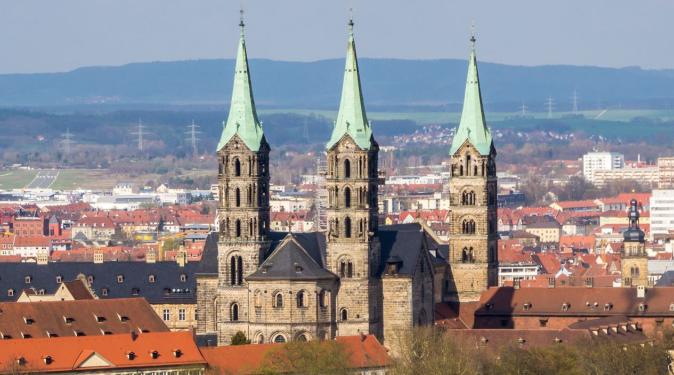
[0,331,204,373]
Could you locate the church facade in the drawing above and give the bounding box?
[196,19,498,346]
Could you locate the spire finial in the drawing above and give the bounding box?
[239,8,245,37]
[348,8,354,36]
[470,22,476,51]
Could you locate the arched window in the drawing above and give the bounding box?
[234,159,241,177]
[274,292,284,308]
[474,165,478,176]
[230,303,239,321]
[465,155,471,176]
[257,334,265,344]
[340,260,354,278]
[235,188,241,207]
[274,335,286,343]
[229,255,243,286]
[469,247,475,263]
[296,334,308,342]
[340,308,348,321]
[254,290,262,307]
[347,262,353,278]
[460,165,464,176]
[319,290,327,308]
[235,220,241,238]
[344,187,351,208]
[344,159,351,179]
[344,217,352,238]
[296,291,306,308]
[462,219,476,234]
[462,248,469,263]
[462,191,476,205]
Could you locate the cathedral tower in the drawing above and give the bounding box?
[215,16,271,344]
[325,19,381,337]
[447,33,498,302]
[622,199,648,287]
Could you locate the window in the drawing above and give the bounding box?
[180,274,187,282]
[235,220,242,238]
[296,334,308,342]
[87,275,94,284]
[162,309,170,321]
[462,219,476,234]
[55,275,63,284]
[230,304,239,321]
[274,335,286,343]
[344,159,351,179]
[339,260,354,278]
[101,288,109,296]
[234,159,241,177]
[235,188,241,207]
[24,276,31,284]
[131,288,140,296]
[254,290,262,307]
[274,292,284,308]
[117,275,124,283]
[7,289,14,297]
[344,217,352,238]
[319,290,327,308]
[340,308,348,321]
[462,191,476,205]
[461,247,475,263]
[296,291,306,308]
[344,187,352,208]
[148,275,156,283]
[230,255,243,286]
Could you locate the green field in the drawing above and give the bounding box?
[0,170,38,190]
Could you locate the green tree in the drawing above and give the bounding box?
[258,340,350,375]
[230,331,251,346]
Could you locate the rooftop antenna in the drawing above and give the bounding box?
[186,120,201,158]
[520,102,527,116]
[546,96,554,119]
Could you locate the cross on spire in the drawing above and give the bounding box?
[348,8,354,36]
[239,8,245,37]
[470,22,476,51]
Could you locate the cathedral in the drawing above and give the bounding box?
[195,17,498,346]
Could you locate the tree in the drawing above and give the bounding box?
[258,340,350,375]
[230,331,250,346]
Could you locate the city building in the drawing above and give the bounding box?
[621,199,648,287]
[650,189,674,240]
[582,152,624,183]
[592,166,659,187]
[658,157,674,188]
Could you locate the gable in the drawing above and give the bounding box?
[75,350,114,368]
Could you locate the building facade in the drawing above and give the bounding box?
[650,189,674,240]
[582,152,625,183]
[195,20,495,348]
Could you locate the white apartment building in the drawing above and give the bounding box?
[593,166,659,187]
[651,189,674,240]
[498,262,541,286]
[582,152,625,183]
[659,157,674,189]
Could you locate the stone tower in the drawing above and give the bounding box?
[215,17,271,345]
[622,199,648,287]
[325,19,381,337]
[447,33,498,302]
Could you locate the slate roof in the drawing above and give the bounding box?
[378,223,426,277]
[0,262,198,304]
[248,233,335,281]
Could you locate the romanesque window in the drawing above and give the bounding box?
[344,217,352,238]
[461,247,475,263]
[462,191,476,205]
[274,292,284,308]
[318,290,327,308]
[257,334,265,344]
[274,335,286,343]
[296,333,308,342]
[247,185,252,206]
[340,308,348,321]
[234,158,241,177]
[631,267,640,276]
[462,219,476,234]
[344,187,351,208]
[460,165,464,176]
[148,274,156,283]
[235,188,241,207]
[344,159,351,179]
[340,260,354,278]
[235,220,242,238]
[254,290,262,307]
[296,291,306,308]
[101,288,108,296]
[230,303,239,321]
[230,256,243,286]
[465,155,471,176]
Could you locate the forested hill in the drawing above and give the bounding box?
[1,58,673,109]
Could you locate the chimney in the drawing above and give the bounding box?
[513,279,521,289]
[637,285,646,299]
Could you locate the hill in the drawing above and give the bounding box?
[1,59,673,110]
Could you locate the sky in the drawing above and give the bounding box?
[1,0,673,74]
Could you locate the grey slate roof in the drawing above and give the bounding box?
[377,223,426,277]
[248,233,336,281]
[0,261,197,304]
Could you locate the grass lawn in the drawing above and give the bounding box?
[0,170,38,189]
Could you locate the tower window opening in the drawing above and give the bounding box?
[234,159,241,176]
[235,220,242,238]
[344,187,351,208]
[231,303,239,321]
[344,159,351,179]
[235,188,241,207]
[344,217,352,238]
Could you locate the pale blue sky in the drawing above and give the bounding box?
[1,0,673,74]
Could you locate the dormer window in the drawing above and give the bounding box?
[24,276,31,284]
[7,289,14,297]
[604,303,613,311]
[639,303,647,311]
[180,274,187,282]
[55,275,63,283]
[148,274,156,283]
[101,288,108,296]
[23,317,34,325]
[117,275,124,283]
[131,288,140,295]
[63,316,74,324]
[523,303,532,311]
[87,275,94,284]
[150,351,159,359]
[561,303,570,311]
[127,352,136,360]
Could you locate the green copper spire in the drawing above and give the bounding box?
[325,17,374,150]
[449,31,493,156]
[217,13,265,152]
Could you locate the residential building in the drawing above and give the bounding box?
[593,166,659,187]
[582,152,624,183]
[525,221,561,244]
[13,235,51,257]
[650,189,674,240]
[17,279,95,302]
[658,157,674,189]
